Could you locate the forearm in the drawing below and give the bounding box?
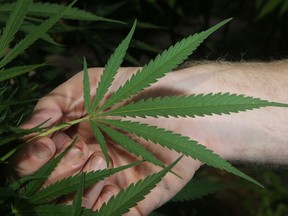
[160,60,288,164]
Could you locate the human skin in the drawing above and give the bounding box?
[10,60,288,215]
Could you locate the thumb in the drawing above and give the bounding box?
[20,96,63,135]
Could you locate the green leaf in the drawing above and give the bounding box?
[19,204,71,216]
[102,93,288,118]
[71,173,85,216]
[0,98,37,109]
[100,119,262,187]
[91,20,137,111]
[94,156,182,216]
[171,179,230,202]
[99,18,232,111]
[131,39,161,53]
[83,57,91,114]
[0,64,46,82]
[29,161,142,204]
[21,24,62,46]
[90,121,110,166]
[0,0,77,68]
[21,137,77,197]
[0,2,120,23]
[0,0,32,57]
[280,0,288,16]
[256,0,283,20]
[97,123,165,168]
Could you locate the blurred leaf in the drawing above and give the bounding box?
[280,0,288,16]
[21,24,62,46]
[171,179,230,202]
[0,2,121,23]
[132,39,161,53]
[0,1,76,68]
[0,0,32,57]
[0,64,46,82]
[19,204,71,216]
[255,0,265,9]
[256,0,283,20]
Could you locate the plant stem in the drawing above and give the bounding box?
[30,116,90,140]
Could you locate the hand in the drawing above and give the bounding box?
[10,67,205,215]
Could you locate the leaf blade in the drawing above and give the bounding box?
[99,18,232,111]
[92,20,137,110]
[0,0,32,57]
[100,119,262,187]
[90,120,110,166]
[97,123,165,168]
[0,63,46,82]
[83,58,91,114]
[29,161,142,204]
[0,0,76,68]
[0,2,120,23]
[94,156,182,216]
[21,137,77,197]
[171,179,230,202]
[70,173,85,216]
[102,93,288,118]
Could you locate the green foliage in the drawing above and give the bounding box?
[29,161,142,204]
[1,0,288,215]
[99,18,232,111]
[21,137,77,197]
[0,1,118,22]
[171,179,230,202]
[0,0,32,57]
[91,20,137,111]
[256,0,288,19]
[102,93,287,118]
[93,157,182,216]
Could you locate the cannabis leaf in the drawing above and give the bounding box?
[0,0,32,57]
[0,63,46,82]
[97,123,165,168]
[91,20,137,110]
[83,21,137,165]
[102,93,288,118]
[21,137,77,197]
[98,18,232,111]
[0,0,76,68]
[93,156,182,216]
[0,2,118,23]
[171,179,230,202]
[29,161,142,204]
[70,174,85,216]
[99,119,262,187]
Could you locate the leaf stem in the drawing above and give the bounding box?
[30,116,90,140]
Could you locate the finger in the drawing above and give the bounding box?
[92,184,120,211]
[43,138,90,187]
[10,136,56,178]
[60,153,108,208]
[81,153,107,209]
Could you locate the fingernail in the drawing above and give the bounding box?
[89,156,106,171]
[65,147,86,165]
[32,142,52,159]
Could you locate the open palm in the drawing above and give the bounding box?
[11,67,203,215]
